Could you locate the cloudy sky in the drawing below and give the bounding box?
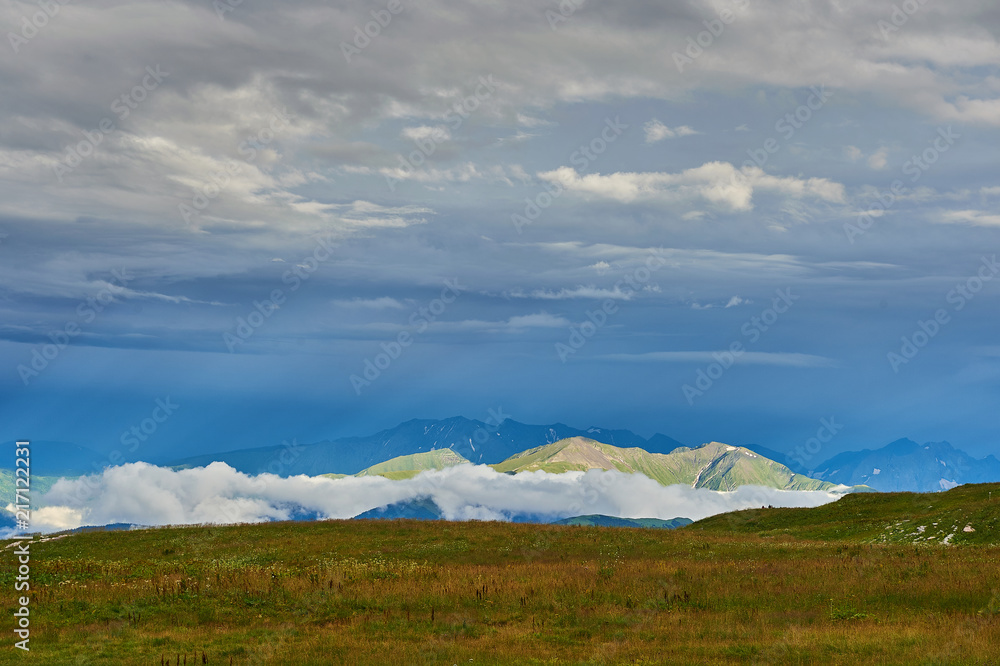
[2,0,999,463]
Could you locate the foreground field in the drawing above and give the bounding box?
[3,486,1000,664]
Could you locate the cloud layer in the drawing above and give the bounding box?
[16,462,845,533]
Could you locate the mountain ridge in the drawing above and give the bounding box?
[166,417,687,476]
[491,437,856,492]
[812,438,1000,492]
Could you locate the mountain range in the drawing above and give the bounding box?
[4,417,999,494]
[327,437,855,491]
[490,437,847,491]
[811,438,1000,493]
[166,417,685,476]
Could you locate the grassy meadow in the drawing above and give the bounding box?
[2,484,999,665]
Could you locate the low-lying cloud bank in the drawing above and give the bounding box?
[8,462,845,534]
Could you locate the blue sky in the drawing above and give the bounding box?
[1,0,999,462]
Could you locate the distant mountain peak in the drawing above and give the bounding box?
[492,436,849,493]
[813,438,1000,492]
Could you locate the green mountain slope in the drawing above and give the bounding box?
[352,449,469,480]
[491,437,850,491]
[688,482,1000,545]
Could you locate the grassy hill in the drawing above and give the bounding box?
[5,513,999,664]
[331,449,469,481]
[491,437,848,491]
[690,481,1000,545]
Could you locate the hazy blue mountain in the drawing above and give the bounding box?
[551,515,693,529]
[0,440,107,476]
[812,438,1000,492]
[167,417,688,476]
[352,499,693,529]
[354,497,444,521]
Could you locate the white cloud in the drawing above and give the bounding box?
[507,164,532,183]
[938,209,1000,227]
[504,312,569,328]
[509,285,639,300]
[643,119,698,143]
[355,312,572,334]
[516,113,552,128]
[332,297,408,309]
[590,261,611,273]
[844,145,888,169]
[400,125,451,143]
[15,462,846,534]
[537,162,844,212]
[867,146,889,170]
[440,312,573,332]
[598,351,837,367]
[689,295,747,310]
[377,162,482,185]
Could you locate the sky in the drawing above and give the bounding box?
[2,0,1000,464]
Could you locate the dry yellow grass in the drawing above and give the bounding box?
[3,519,999,664]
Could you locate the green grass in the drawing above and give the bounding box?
[1,485,998,663]
[691,481,1000,545]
